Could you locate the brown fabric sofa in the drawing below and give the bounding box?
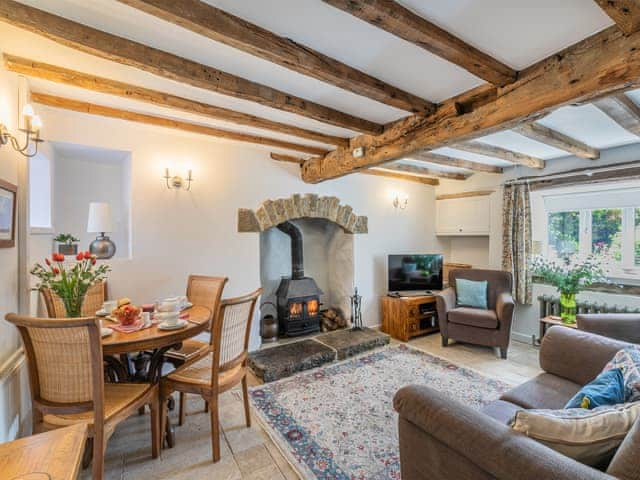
[436,269,514,359]
[578,313,640,344]
[394,326,640,480]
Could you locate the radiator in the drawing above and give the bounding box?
[538,294,640,318]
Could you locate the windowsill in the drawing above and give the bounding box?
[533,279,640,295]
[29,227,54,236]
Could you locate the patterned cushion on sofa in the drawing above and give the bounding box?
[511,402,640,467]
[603,347,640,402]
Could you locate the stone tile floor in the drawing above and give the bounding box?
[88,334,540,479]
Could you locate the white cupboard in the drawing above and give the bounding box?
[435,195,491,236]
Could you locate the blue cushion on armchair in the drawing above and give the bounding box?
[455,278,488,310]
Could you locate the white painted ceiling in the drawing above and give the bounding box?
[537,103,639,150]
[1,0,637,180]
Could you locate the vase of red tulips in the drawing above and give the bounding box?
[31,251,111,317]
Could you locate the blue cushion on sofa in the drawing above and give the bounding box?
[565,368,626,409]
[455,278,488,310]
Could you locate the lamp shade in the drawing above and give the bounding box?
[87,202,113,233]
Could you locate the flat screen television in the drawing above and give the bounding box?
[388,254,444,293]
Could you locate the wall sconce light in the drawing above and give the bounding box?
[0,103,44,158]
[163,168,193,191]
[393,194,408,210]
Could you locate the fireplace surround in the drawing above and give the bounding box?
[239,193,368,339]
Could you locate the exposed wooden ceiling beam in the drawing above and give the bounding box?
[362,169,439,185]
[269,152,440,186]
[322,0,516,86]
[32,93,330,155]
[302,26,630,182]
[410,151,504,173]
[4,55,350,149]
[270,153,305,164]
[452,141,545,169]
[382,163,471,180]
[437,190,494,200]
[593,93,640,136]
[513,123,600,160]
[0,0,382,135]
[116,0,435,114]
[594,0,640,35]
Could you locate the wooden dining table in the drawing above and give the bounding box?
[102,305,212,354]
[100,305,212,446]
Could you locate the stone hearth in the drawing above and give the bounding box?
[315,328,390,360]
[248,328,390,382]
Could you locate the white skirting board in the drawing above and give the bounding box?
[0,348,30,442]
[511,331,536,346]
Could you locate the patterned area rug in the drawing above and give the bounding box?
[250,344,511,480]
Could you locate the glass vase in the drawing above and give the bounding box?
[559,291,577,324]
[60,293,86,318]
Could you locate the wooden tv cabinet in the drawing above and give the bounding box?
[381,295,439,342]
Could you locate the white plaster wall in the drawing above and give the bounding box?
[0,58,20,370]
[436,145,640,342]
[0,63,31,442]
[37,105,445,350]
[447,237,491,268]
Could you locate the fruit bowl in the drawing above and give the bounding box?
[112,304,141,326]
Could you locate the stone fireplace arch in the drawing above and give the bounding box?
[238,194,368,338]
[238,193,368,234]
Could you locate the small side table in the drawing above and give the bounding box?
[539,315,577,343]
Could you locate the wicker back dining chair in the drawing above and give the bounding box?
[41,281,108,318]
[160,288,262,462]
[5,313,160,480]
[186,275,229,319]
[164,275,228,425]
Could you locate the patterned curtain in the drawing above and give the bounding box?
[502,183,532,304]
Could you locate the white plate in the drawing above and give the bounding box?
[101,327,113,338]
[181,301,193,310]
[157,319,188,331]
[96,309,109,317]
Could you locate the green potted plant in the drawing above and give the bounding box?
[31,251,110,317]
[530,252,608,324]
[54,233,80,256]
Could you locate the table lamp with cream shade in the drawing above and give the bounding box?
[87,202,116,259]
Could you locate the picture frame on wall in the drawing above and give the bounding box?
[0,178,17,248]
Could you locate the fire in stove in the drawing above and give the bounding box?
[289,302,303,318]
[307,299,319,316]
[275,221,323,337]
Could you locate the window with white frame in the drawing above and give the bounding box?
[542,183,640,278]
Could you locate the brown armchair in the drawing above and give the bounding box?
[436,269,515,359]
[577,314,640,344]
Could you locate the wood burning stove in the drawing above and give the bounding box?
[275,221,322,336]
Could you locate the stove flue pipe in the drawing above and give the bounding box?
[277,221,304,280]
